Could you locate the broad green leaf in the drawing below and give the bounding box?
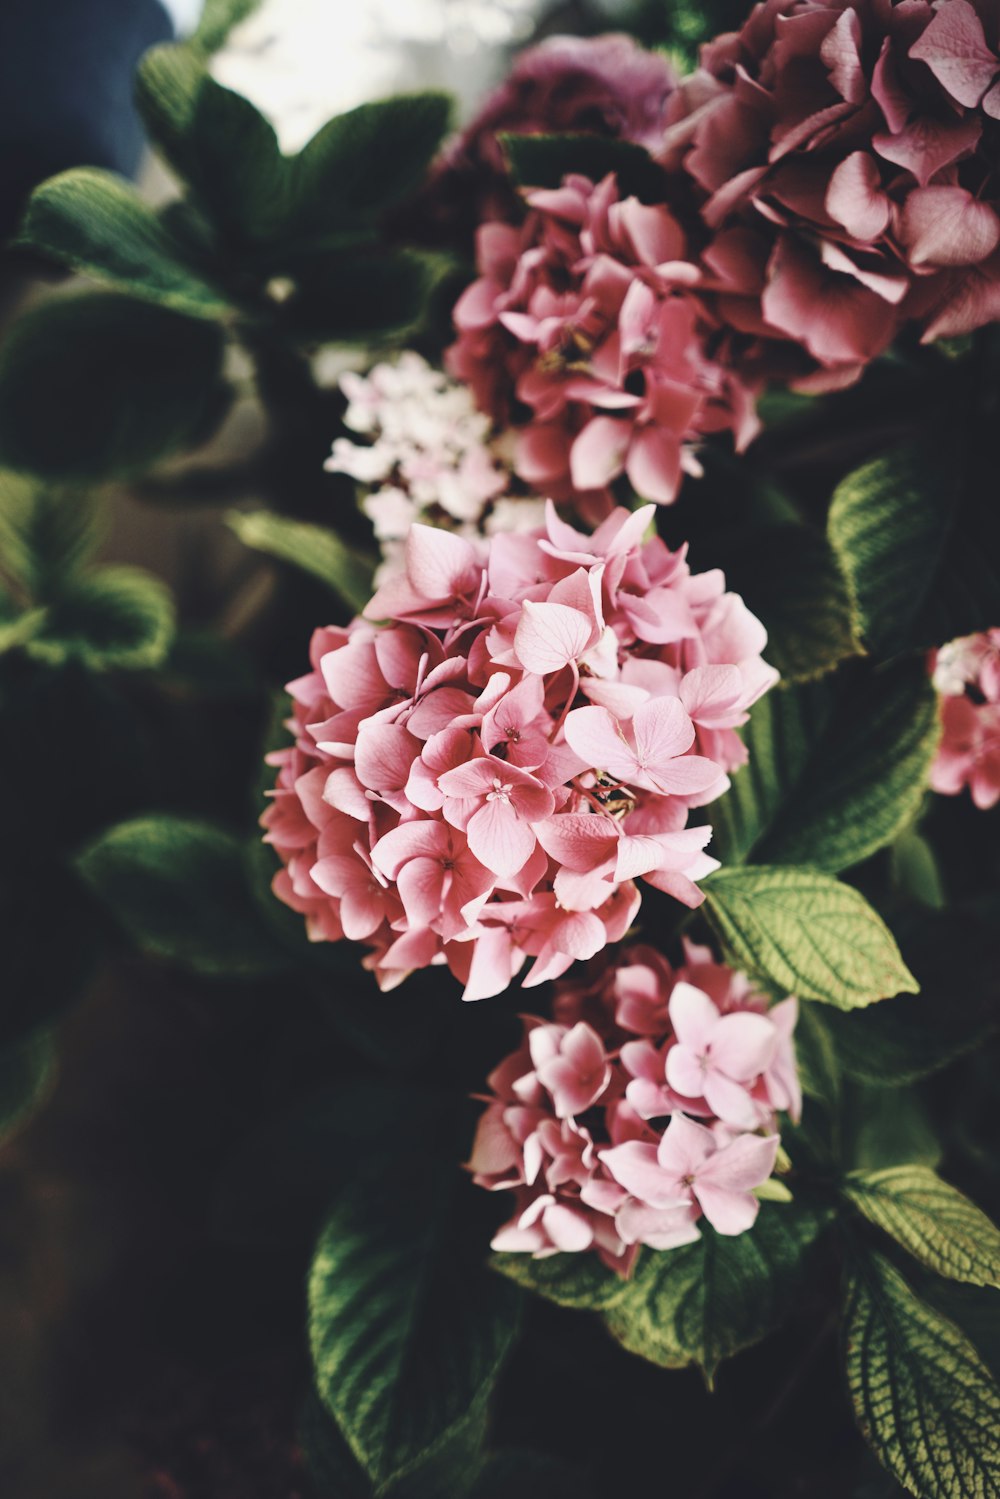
[828,440,1000,655]
[137,47,288,243]
[501,133,668,202]
[308,1161,521,1490]
[0,294,228,482]
[847,1087,942,1172]
[843,1251,1000,1498]
[706,524,863,684]
[0,477,104,599]
[192,0,260,52]
[703,866,918,1009]
[0,1030,55,1145]
[844,1167,1000,1289]
[227,509,374,613]
[890,826,946,910]
[18,169,235,319]
[492,1249,632,1311]
[75,815,290,976]
[24,565,175,672]
[708,660,939,871]
[604,1202,829,1380]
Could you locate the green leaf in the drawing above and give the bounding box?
[280,247,449,341]
[0,294,229,482]
[844,1167,1000,1289]
[75,815,290,976]
[18,168,235,319]
[828,440,1000,656]
[308,1161,521,1490]
[24,565,175,671]
[491,1250,632,1311]
[192,0,260,52]
[227,510,374,613]
[706,524,863,684]
[501,133,668,202]
[708,660,940,872]
[843,1251,1000,1498]
[703,866,918,1009]
[604,1202,829,1380]
[0,1030,55,1145]
[890,826,946,910]
[0,476,104,599]
[847,1087,942,1172]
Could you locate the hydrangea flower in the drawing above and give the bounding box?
[408,33,677,248]
[468,941,800,1270]
[262,504,778,1000]
[930,628,1000,808]
[447,172,760,516]
[325,351,545,581]
[660,0,1000,387]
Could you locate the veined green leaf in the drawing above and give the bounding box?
[24,566,175,672]
[227,509,374,613]
[844,1167,1000,1289]
[492,1249,632,1311]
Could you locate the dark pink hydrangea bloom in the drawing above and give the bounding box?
[447,172,759,514]
[468,941,800,1270]
[660,0,1000,387]
[930,628,1000,808]
[413,34,677,244]
[262,505,777,1001]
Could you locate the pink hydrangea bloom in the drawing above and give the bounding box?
[262,505,778,1000]
[468,940,800,1270]
[660,0,1000,387]
[410,34,677,247]
[447,172,760,516]
[930,628,1000,808]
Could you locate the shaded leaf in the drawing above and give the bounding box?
[75,815,290,976]
[847,1087,942,1172]
[308,1159,521,1489]
[24,565,175,672]
[0,477,104,598]
[228,510,374,613]
[0,1030,55,1146]
[844,1167,1000,1289]
[703,866,918,1009]
[492,1250,631,1311]
[604,1201,829,1380]
[0,294,229,482]
[843,1251,1000,1498]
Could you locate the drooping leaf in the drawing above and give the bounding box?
[828,439,1000,656]
[890,825,946,910]
[501,133,668,202]
[842,1251,1000,1498]
[0,294,229,482]
[24,566,175,672]
[604,1201,830,1380]
[707,660,939,871]
[0,477,104,599]
[17,168,235,319]
[308,1160,521,1490]
[227,510,374,613]
[844,1167,1000,1289]
[702,866,918,1009]
[0,1030,55,1145]
[706,524,863,684]
[75,815,290,976]
[492,1249,632,1311]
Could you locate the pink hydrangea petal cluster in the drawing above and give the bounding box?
[660,0,1000,387]
[262,505,778,1001]
[409,34,677,247]
[930,628,1000,808]
[468,940,800,1270]
[447,172,760,516]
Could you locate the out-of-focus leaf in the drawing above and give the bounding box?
[24,566,175,672]
[227,510,374,613]
[0,1030,55,1146]
[492,1250,632,1311]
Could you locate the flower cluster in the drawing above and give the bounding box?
[263,504,777,1000]
[660,0,1000,387]
[411,33,677,247]
[468,942,800,1271]
[447,172,760,515]
[931,628,1000,808]
[325,352,545,580]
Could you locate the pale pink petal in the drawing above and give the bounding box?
[570,416,630,491]
[514,600,594,674]
[668,980,721,1050]
[600,1142,684,1209]
[709,1010,778,1080]
[563,704,638,783]
[825,151,890,242]
[901,186,1000,267]
[467,798,538,878]
[909,0,999,107]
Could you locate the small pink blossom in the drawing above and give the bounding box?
[930,629,1000,809]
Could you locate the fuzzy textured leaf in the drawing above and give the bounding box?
[843,1251,1000,1498]
[845,1167,1000,1289]
[709,660,939,871]
[228,510,374,613]
[24,566,175,672]
[828,440,1000,655]
[703,866,918,1009]
[308,1161,521,1489]
[604,1202,829,1380]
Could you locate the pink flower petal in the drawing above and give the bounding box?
[467,797,538,879]
[514,600,595,674]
